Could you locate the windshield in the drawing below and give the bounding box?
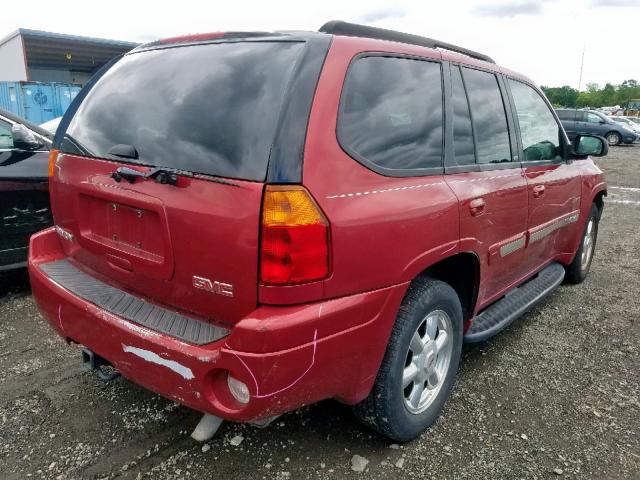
[59,41,305,181]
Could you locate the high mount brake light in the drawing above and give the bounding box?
[260,186,330,285]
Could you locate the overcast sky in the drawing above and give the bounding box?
[1,0,639,88]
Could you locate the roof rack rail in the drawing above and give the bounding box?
[319,20,495,64]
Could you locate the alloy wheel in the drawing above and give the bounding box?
[581,218,596,270]
[607,133,620,145]
[402,310,453,414]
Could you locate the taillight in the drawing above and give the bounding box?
[48,149,59,178]
[260,185,330,285]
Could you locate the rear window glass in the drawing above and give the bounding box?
[60,41,304,181]
[338,56,443,173]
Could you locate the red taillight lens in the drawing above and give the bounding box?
[260,186,330,285]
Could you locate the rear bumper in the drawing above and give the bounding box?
[29,227,407,421]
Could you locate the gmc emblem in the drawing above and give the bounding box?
[192,276,234,298]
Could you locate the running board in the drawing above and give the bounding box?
[464,262,565,343]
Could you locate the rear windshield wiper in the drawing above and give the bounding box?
[107,143,238,187]
[111,165,193,186]
[107,143,192,186]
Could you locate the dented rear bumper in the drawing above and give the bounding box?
[28,227,407,421]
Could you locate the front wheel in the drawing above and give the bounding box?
[565,204,600,284]
[353,277,463,442]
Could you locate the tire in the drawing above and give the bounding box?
[565,204,600,284]
[353,277,463,442]
[605,131,621,146]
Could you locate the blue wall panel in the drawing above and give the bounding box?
[0,81,82,124]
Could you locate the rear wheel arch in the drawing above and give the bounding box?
[417,252,480,322]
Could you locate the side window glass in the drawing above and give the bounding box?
[461,68,511,164]
[339,56,443,172]
[556,110,574,121]
[451,66,475,165]
[0,119,14,149]
[575,111,587,122]
[587,113,602,124]
[508,79,562,162]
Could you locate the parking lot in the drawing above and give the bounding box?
[0,145,638,480]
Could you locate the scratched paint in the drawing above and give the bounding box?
[326,182,445,199]
[122,344,194,380]
[120,321,161,339]
[325,173,524,200]
[57,304,64,332]
[232,330,318,399]
[230,306,321,398]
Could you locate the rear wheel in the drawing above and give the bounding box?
[565,204,600,284]
[605,131,621,146]
[353,277,463,442]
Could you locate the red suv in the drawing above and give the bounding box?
[29,21,608,442]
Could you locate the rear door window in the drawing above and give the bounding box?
[338,56,443,174]
[60,41,305,181]
[451,66,475,165]
[461,67,511,164]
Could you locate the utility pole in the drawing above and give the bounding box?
[577,45,585,92]
[576,45,586,109]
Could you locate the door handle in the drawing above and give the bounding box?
[469,198,486,217]
[533,185,546,198]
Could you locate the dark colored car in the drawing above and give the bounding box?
[556,108,638,145]
[29,21,608,442]
[0,108,52,271]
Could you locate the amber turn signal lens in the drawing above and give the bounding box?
[48,149,59,178]
[260,186,330,285]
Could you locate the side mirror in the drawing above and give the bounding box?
[11,123,42,151]
[572,134,608,157]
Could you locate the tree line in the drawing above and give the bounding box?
[541,80,639,108]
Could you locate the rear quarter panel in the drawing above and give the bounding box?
[300,37,461,300]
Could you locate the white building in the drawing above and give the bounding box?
[0,29,137,85]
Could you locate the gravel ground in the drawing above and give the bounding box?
[1,145,639,480]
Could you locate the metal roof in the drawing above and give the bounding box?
[0,28,138,49]
[0,29,139,74]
